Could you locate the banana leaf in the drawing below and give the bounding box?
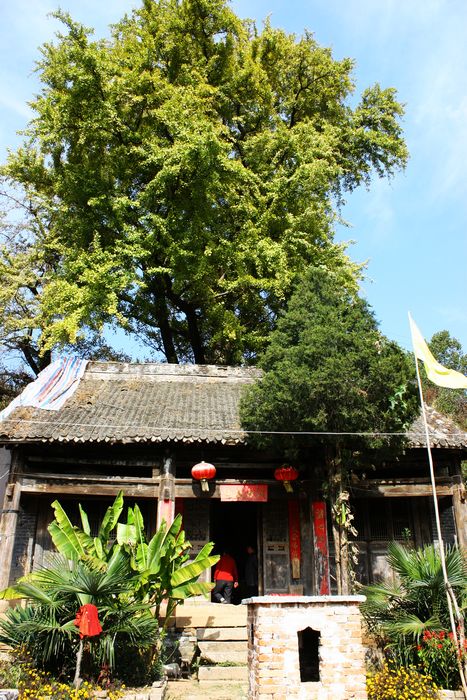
[132,505,147,569]
[170,555,219,588]
[171,581,215,599]
[116,522,137,546]
[98,490,124,543]
[193,542,216,561]
[79,503,91,535]
[48,501,86,559]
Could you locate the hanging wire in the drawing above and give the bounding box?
[0,416,464,440]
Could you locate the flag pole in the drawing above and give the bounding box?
[410,313,467,698]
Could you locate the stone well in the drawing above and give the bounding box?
[244,595,367,700]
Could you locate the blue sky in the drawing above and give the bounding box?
[1,0,466,356]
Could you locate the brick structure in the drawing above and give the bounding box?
[245,595,368,700]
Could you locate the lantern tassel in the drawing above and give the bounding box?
[201,479,209,492]
[284,481,293,493]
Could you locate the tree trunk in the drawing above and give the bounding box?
[151,280,179,363]
[73,639,84,688]
[325,443,351,595]
[184,305,205,364]
[164,279,206,364]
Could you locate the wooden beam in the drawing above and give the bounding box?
[20,472,157,484]
[20,481,158,498]
[353,482,453,498]
[0,452,22,597]
[28,456,159,468]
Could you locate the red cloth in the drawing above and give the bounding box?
[74,604,103,639]
[214,554,238,582]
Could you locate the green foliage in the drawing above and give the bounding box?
[0,553,159,681]
[366,663,438,699]
[425,330,467,430]
[240,266,418,592]
[0,494,217,685]
[0,651,32,688]
[240,267,417,453]
[48,493,218,622]
[361,541,467,682]
[417,630,465,690]
[48,492,124,566]
[1,0,408,364]
[116,507,219,621]
[11,653,125,700]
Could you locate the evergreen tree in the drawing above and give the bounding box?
[427,331,467,430]
[240,266,418,593]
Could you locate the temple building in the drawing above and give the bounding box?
[0,361,466,598]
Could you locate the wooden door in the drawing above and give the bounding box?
[262,500,290,593]
[183,499,211,583]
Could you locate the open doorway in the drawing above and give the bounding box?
[210,501,259,604]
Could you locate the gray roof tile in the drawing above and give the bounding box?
[0,362,466,449]
[0,363,260,445]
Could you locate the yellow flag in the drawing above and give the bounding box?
[408,314,467,389]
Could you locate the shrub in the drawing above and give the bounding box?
[7,652,124,700]
[361,541,467,690]
[417,630,466,690]
[366,663,439,700]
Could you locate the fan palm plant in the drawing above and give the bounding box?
[361,541,467,666]
[0,549,159,681]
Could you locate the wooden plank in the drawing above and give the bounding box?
[173,602,247,628]
[354,483,453,498]
[28,456,159,467]
[20,481,158,498]
[20,472,157,484]
[0,452,22,595]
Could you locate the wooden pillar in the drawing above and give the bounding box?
[156,451,176,529]
[0,451,22,596]
[452,483,467,550]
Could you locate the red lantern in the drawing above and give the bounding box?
[74,604,102,639]
[192,461,216,492]
[274,465,299,493]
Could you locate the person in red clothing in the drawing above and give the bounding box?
[213,550,238,604]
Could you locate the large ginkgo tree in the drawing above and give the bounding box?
[1,0,408,365]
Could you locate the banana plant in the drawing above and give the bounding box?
[46,494,219,625]
[117,508,219,623]
[48,491,124,568]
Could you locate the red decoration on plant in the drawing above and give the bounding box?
[274,465,299,493]
[192,461,217,492]
[74,603,102,639]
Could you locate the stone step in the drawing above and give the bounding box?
[198,640,247,664]
[172,602,247,629]
[166,679,247,700]
[197,626,247,641]
[198,666,248,682]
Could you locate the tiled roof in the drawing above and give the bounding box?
[0,362,466,449]
[0,363,261,445]
[407,404,467,449]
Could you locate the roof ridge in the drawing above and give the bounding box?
[86,361,262,379]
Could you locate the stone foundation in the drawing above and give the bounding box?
[244,595,367,700]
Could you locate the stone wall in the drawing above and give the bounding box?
[245,595,367,700]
